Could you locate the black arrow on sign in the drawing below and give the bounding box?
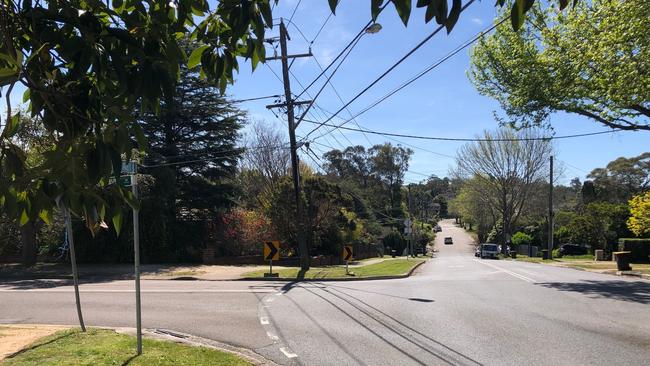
[265,241,278,260]
[343,246,353,261]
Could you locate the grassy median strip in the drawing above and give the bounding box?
[3,329,250,366]
[244,258,425,279]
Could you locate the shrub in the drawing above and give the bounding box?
[382,231,406,255]
[552,248,561,258]
[511,232,533,247]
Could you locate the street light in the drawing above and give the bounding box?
[365,23,382,34]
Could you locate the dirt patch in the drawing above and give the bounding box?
[0,324,69,360]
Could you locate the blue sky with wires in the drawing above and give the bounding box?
[228,0,649,184]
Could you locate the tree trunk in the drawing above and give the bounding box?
[20,221,38,267]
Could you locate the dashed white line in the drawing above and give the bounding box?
[266,331,279,341]
[280,347,298,358]
[259,316,270,325]
[265,297,275,303]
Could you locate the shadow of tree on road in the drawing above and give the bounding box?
[537,280,650,304]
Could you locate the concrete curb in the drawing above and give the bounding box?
[513,259,650,280]
[140,328,280,366]
[239,259,428,282]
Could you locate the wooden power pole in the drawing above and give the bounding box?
[266,20,312,270]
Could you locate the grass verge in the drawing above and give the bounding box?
[2,329,250,366]
[244,258,425,279]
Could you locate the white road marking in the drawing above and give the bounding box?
[280,347,298,358]
[0,289,275,293]
[265,297,275,302]
[473,259,536,283]
[259,316,270,325]
[266,331,279,341]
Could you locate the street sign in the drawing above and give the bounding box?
[122,161,136,175]
[404,227,412,234]
[264,241,280,261]
[108,175,132,187]
[342,246,353,261]
[404,218,412,227]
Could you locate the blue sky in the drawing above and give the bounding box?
[228,0,649,184]
[2,0,648,185]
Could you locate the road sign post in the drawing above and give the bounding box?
[342,246,353,275]
[130,167,142,355]
[264,241,280,278]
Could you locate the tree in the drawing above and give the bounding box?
[1,0,580,228]
[628,191,650,237]
[449,178,497,242]
[470,1,650,131]
[586,153,650,203]
[454,128,552,252]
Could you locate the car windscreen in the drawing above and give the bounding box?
[483,244,497,251]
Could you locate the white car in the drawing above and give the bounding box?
[479,243,499,259]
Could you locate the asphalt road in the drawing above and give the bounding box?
[2,219,650,365]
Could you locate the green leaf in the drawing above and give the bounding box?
[259,0,273,27]
[392,0,412,26]
[416,0,429,7]
[39,209,52,225]
[22,89,30,103]
[328,0,338,14]
[371,0,384,21]
[434,0,448,25]
[20,209,29,226]
[1,113,21,138]
[510,0,525,31]
[445,0,462,33]
[188,45,210,69]
[112,208,122,235]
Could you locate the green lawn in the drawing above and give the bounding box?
[244,258,425,279]
[3,329,250,366]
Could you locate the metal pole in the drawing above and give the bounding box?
[131,173,142,355]
[548,155,554,260]
[279,20,309,271]
[63,206,86,332]
[270,259,273,275]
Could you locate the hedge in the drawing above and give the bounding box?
[618,238,650,262]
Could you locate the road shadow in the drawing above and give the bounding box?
[537,280,650,304]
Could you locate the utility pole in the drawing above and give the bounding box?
[131,169,142,355]
[407,185,413,258]
[548,155,554,259]
[266,20,312,270]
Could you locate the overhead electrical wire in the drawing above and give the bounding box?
[287,0,302,25]
[312,15,507,141]
[303,0,478,139]
[301,119,623,142]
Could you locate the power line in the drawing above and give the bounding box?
[301,119,623,142]
[286,19,373,145]
[287,0,302,25]
[231,94,282,103]
[140,144,289,168]
[313,16,507,141]
[303,0,478,139]
[294,2,390,100]
[311,13,333,45]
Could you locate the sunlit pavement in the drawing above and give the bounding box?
[2,219,650,365]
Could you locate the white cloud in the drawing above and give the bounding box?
[471,18,484,26]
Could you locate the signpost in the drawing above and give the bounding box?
[342,246,353,275]
[264,241,280,277]
[404,218,413,259]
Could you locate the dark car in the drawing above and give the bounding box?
[558,244,589,257]
[444,237,453,245]
[434,225,442,232]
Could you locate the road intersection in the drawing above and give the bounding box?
[2,220,649,365]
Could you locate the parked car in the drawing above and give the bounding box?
[434,225,442,232]
[479,243,499,259]
[474,246,481,257]
[444,237,453,245]
[558,244,589,257]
